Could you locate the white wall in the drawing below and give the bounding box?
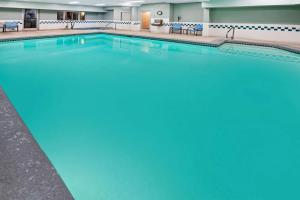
[114,7,131,21]
[204,0,300,7]
[39,10,57,20]
[38,20,140,31]
[86,12,104,20]
[104,7,132,21]
[0,7,22,20]
[131,7,139,21]
[103,11,113,20]
[138,3,172,20]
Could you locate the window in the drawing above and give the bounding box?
[57,12,64,20]
[65,12,72,20]
[60,11,85,20]
[80,12,86,20]
[72,12,79,20]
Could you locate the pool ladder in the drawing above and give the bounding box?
[105,22,117,30]
[70,21,75,29]
[226,26,236,40]
[66,21,76,29]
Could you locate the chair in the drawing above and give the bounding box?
[170,23,183,34]
[190,24,203,36]
[4,22,19,32]
[0,23,4,32]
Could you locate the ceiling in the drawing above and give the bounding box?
[5,0,299,7]
[11,0,206,7]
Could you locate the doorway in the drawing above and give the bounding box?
[141,11,151,29]
[24,9,38,29]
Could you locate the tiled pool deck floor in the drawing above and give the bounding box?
[0,29,299,53]
[0,29,300,200]
[0,88,74,200]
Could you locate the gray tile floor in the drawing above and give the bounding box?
[0,88,74,200]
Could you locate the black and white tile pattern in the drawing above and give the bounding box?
[209,24,300,32]
[163,22,200,27]
[39,20,138,25]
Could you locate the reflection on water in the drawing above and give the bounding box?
[219,43,300,63]
[2,34,299,65]
[80,38,85,45]
[23,40,37,49]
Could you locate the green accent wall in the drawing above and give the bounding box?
[210,5,300,24]
[173,3,204,22]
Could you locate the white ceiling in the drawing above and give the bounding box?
[5,0,299,7]
[11,0,206,7]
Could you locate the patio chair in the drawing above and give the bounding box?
[0,23,4,32]
[4,22,19,32]
[189,24,203,36]
[170,23,183,34]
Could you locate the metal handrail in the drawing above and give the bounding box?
[105,21,117,30]
[226,26,236,40]
[70,21,75,29]
[66,20,76,29]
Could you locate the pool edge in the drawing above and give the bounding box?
[0,31,299,54]
[225,39,300,55]
[0,87,74,200]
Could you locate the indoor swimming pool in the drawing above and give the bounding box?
[0,34,300,200]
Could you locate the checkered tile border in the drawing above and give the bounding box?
[163,22,199,27]
[39,20,138,25]
[209,24,300,32]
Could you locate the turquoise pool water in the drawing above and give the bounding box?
[1,34,300,200]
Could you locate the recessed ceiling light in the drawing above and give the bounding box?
[122,0,144,6]
[69,1,80,4]
[95,3,106,6]
[129,1,144,3]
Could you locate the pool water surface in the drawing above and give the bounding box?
[0,34,300,200]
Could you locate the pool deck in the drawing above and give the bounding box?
[0,29,299,53]
[0,88,74,200]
